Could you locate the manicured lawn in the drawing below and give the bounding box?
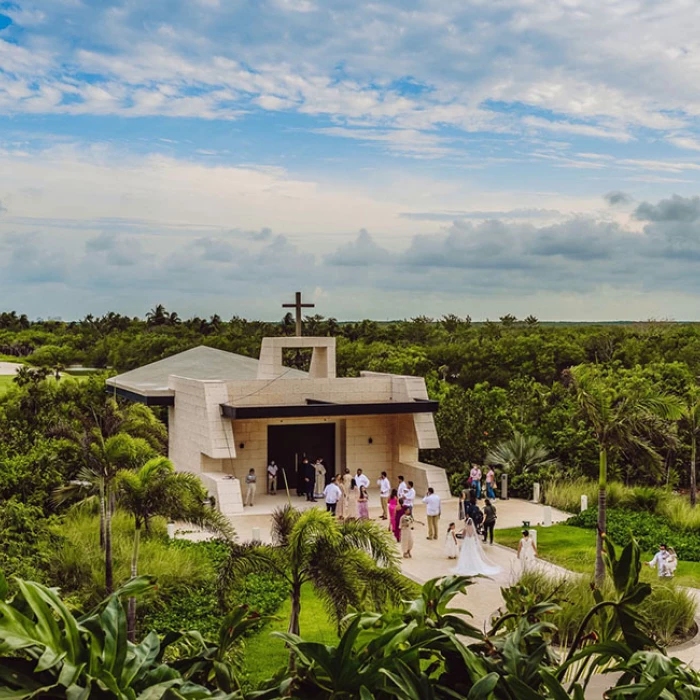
[241,583,338,687]
[498,524,700,589]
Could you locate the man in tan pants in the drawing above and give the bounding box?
[422,487,441,540]
[377,471,391,520]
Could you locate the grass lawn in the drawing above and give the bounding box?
[498,525,700,589]
[241,583,338,687]
[0,373,91,395]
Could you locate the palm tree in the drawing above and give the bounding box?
[567,365,682,582]
[218,506,412,637]
[115,457,233,640]
[679,394,700,507]
[485,431,558,475]
[146,304,167,327]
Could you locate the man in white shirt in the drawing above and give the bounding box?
[404,481,416,508]
[323,480,343,517]
[355,468,370,490]
[647,544,672,578]
[397,475,408,500]
[422,487,441,540]
[377,471,391,520]
[267,460,278,495]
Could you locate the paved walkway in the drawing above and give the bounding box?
[0,362,22,375]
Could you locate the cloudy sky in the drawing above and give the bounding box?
[2,0,700,320]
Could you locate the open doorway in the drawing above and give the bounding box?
[267,423,335,493]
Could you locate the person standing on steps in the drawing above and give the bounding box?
[483,499,497,545]
[357,485,369,520]
[303,458,316,502]
[244,468,257,507]
[334,474,346,520]
[422,487,441,540]
[377,471,391,520]
[342,468,353,515]
[267,460,278,495]
[388,488,398,533]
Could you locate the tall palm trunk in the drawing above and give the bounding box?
[127,524,141,641]
[105,485,114,594]
[691,434,697,508]
[288,580,302,636]
[99,488,106,550]
[595,447,607,584]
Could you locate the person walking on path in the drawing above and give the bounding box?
[334,474,346,520]
[470,464,482,499]
[393,498,406,542]
[388,488,398,533]
[267,460,278,495]
[485,468,496,499]
[399,507,415,558]
[422,487,441,540]
[482,499,497,545]
[377,471,391,520]
[517,530,537,570]
[404,481,416,509]
[397,475,408,501]
[323,479,343,516]
[445,522,458,559]
[244,468,257,507]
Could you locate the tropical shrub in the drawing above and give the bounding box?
[567,507,700,562]
[512,569,696,647]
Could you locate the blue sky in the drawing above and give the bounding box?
[2,0,700,320]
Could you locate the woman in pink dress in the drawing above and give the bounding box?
[387,488,398,533]
[393,498,405,542]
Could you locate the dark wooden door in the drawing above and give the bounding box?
[267,423,335,492]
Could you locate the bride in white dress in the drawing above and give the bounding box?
[452,518,501,576]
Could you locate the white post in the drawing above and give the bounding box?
[252,527,261,541]
[543,505,552,527]
[167,522,175,539]
[500,473,508,500]
[580,494,588,512]
[532,482,541,503]
[529,528,537,548]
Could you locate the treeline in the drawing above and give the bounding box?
[4,306,700,490]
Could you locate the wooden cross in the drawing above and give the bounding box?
[282,291,315,336]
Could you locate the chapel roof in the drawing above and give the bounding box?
[106,345,307,401]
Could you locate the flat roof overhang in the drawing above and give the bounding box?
[106,386,175,406]
[220,397,438,420]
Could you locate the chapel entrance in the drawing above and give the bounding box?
[267,423,335,492]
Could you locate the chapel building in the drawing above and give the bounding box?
[107,335,449,515]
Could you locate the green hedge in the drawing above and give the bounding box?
[567,507,700,562]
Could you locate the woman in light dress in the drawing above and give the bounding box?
[357,485,369,520]
[399,507,415,558]
[666,547,678,577]
[517,529,537,570]
[334,474,346,520]
[342,469,355,518]
[445,522,459,559]
[452,518,501,576]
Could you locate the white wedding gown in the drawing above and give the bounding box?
[452,519,502,576]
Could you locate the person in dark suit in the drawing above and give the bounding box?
[303,458,316,501]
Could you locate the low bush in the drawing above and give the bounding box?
[544,478,598,513]
[620,486,671,513]
[658,497,700,532]
[513,569,696,647]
